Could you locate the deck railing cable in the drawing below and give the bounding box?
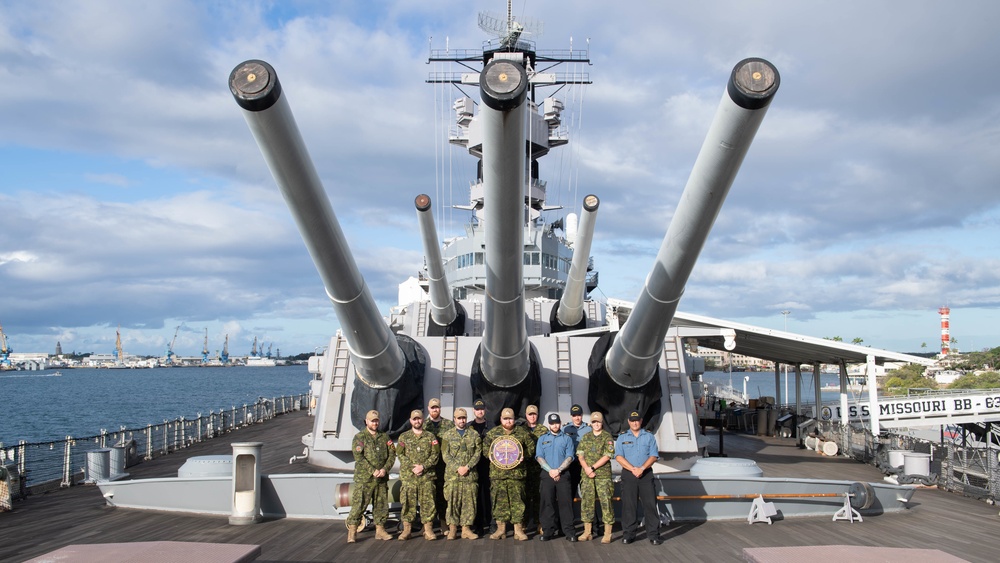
[826,420,999,505]
[0,393,308,498]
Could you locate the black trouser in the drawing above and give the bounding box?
[539,470,575,537]
[475,460,492,531]
[620,468,660,539]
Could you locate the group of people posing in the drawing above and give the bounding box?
[346,399,664,546]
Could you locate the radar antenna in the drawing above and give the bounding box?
[478,0,542,49]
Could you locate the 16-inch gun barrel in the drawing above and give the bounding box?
[478,58,531,388]
[555,194,599,330]
[229,60,405,388]
[605,58,780,389]
[415,194,457,327]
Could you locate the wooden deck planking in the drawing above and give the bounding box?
[3,412,998,562]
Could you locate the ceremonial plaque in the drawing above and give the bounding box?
[489,435,523,469]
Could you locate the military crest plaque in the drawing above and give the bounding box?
[489,435,523,469]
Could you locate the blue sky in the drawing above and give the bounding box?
[2,0,998,358]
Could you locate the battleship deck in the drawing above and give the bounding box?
[2,411,996,562]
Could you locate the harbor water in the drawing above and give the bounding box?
[700,370,871,405]
[0,366,309,445]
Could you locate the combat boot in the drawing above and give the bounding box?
[346,521,357,543]
[490,521,506,540]
[513,523,529,541]
[601,523,613,544]
[424,522,438,540]
[397,522,412,541]
[375,525,393,541]
[578,522,593,541]
[461,525,479,540]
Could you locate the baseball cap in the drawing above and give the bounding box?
[428,398,441,408]
[473,399,486,410]
[525,405,538,415]
[628,411,642,422]
[454,407,467,418]
[410,409,423,419]
[590,412,604,423]
[501,408,515,420]
[547,413,561,424]
[570,404,583,416]
[366,410,380,422]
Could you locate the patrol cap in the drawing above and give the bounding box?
[547,413,561,424]
[501,408,515,420]
[410,409,423,419]
[525,405,538,415]
[454,407,468,418]
[590,412,604,423]
[570,404,583,416]
[366,410,380,422]
[628,411,642,422]
[428,398,441,408]
[473,399,486,410]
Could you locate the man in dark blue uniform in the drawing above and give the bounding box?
[614,411,662,545]
[535,413,577,542]
[469,399,492,535]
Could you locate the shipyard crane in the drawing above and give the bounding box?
[165,326,180,364]
[266,343,272,359]
[114,326,125,366]
[201,328,210,364]
[250,336,259,357]
[0,321,12,367]
[221,334,230,364]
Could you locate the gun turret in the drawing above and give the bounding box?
[414,194,463,334]
[592,58,780,431]
[471,56,541,419]
[553,194,599,331]
[230,60,423,434]
[477,57,531,387]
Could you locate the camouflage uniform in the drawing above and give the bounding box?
[483,424,536,523]
[524,423,547,528]
[440,426,481,526]
[347,428,396,527]
[425,417,454,525]
[396,428,440,524]
[577,430,616,525]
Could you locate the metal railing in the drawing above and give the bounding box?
[0,394,308,499]
[823,420,999,504]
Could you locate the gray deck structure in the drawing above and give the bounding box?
[2,410,996,562]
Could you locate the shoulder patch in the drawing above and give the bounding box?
[387,440,394,446]
[432,439,439,445]
[356,444,363,452]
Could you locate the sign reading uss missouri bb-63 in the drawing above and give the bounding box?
[812,391,1000,428]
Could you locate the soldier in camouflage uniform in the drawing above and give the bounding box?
[440,407,482,540]
[424,397,454,533]
[522,405,546,535]
[576,411,616,543]
[396,409,441,541]
[346,410,396,543]
[483,407,536,541]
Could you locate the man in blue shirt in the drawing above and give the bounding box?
[535,413,577,542]
[614,411,662,545]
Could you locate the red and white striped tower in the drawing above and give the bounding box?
[938,306,951,355]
